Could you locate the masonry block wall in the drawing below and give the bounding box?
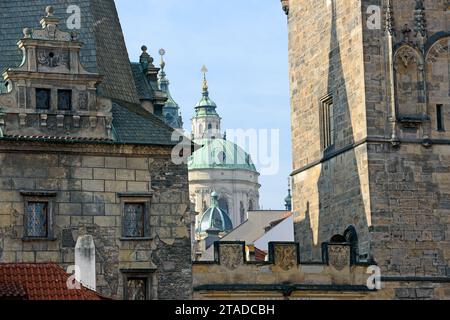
[288,0,372,260]
[287,0,450,299]
[0,140,192,299]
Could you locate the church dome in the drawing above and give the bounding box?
[197,192,233,234]
[188,138,257,172]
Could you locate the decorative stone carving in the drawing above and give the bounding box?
[37,49,69,68]
[328,244,351,271]
[272,243,298,271]
[19,113,27,126]
[385,0,395,36]
[73,115,81,128]
[280,0,289,15]
[426,38,450,63]
[218,243,244,270]
[414,0,427,38]
[79,92,88,110]
[40,114,48,127]
[56,114,64,128]
[89,116,97,128]
[394,45,426,118]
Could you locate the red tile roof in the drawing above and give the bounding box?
[0,263,106,300]
[0,282,27,300]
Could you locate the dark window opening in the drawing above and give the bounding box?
[249,199,254,211]
[240,201,246,224]
[58,90,72,111]
[321,96,334,150]
[218,197,229,214]
[36,88,51,110]
[123,203,146,238]
[437,104,445,131]
[126,278,147,300]
[25,202,48,238]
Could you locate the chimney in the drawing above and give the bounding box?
[75,235,96,291]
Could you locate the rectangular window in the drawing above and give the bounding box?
[25,202,48,238]
[36,88,51,110]
[58,89,72,111]
[321,95,335,150]
[437,104,445,131]
[123,203,146,238]
[126,278,148,300]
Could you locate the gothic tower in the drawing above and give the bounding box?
[284,0,450,298]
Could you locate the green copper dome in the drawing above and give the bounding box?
[197,192,233,234]
[188,138,257,172]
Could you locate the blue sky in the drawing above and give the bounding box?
[116,0,292,210]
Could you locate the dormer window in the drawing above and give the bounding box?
[58,89,72,111]
[36,88,51,110]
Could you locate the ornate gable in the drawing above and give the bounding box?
[0,6,112,140]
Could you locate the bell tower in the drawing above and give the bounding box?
[191,66,223,141]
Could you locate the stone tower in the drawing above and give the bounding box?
[284,0,450,298]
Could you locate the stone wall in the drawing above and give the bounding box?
[0,139,192,299]
[287,0,450,298]
[288,0,372,260]
[193,241,375,300]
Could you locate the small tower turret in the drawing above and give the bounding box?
[191,66,222,141]
[158,49,183,129]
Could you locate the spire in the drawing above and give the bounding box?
[157,49,183,129]
[201,65,209,97]
[285,178,292,211]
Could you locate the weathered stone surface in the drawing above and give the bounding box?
[288,0,450,299]
[0,141,192,300]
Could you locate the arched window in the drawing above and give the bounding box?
[218,197,229,214]
[248,199,254,211]
[208,123,212,130]
[344,226,359,264]
[240,201,246,223]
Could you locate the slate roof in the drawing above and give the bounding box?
[0,0,140,104]
[112,101,177,146]
[130,63,154,101]
[0,0,179,147]
[0,263,106,300]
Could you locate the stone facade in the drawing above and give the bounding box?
[0,141,192,299]
[287,0,450,299]
[0,2,192,300]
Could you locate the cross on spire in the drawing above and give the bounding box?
[201,65,209,94]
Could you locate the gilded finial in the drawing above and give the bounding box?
[201,65,209,94]
[159,48,166,70]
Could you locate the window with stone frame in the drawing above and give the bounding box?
[123,203,148,238]
[321,95,335,150]
[21,191,56,240]
[58,89,72,111]
[122,272,155,300]
[36,88,51,110]
[126,277,148,300]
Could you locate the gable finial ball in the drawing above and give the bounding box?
[141,45,148,52]
[45,6,54,16]
[23,28,32,38]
